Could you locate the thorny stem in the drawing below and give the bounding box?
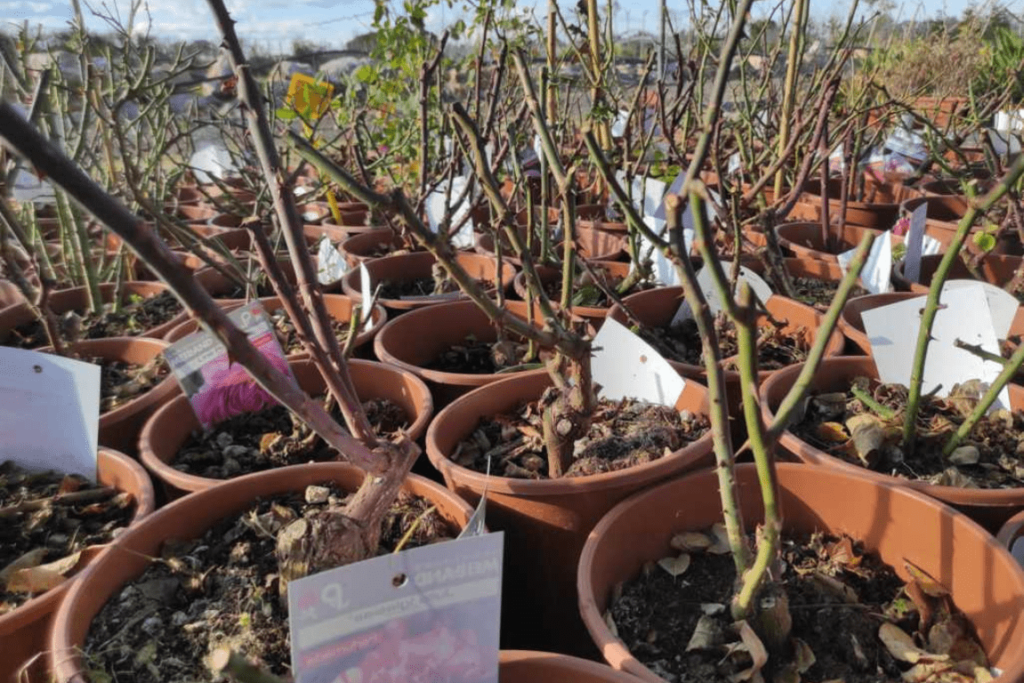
[902,154,1024,450]
[204,0,379,447]
[666,193,750,576]
[731,282,779,621]
[774,0,809,199]
[945,336,1024,455]
[0,100,390,476]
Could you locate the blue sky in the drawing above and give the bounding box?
[0,0,1012,50]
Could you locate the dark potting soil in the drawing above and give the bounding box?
[96,356,170,415]
[451,397,710,479]
[790,277,869,311]
[82,485,455,682]
[0,463,136,615]
[266,308,352,355]
[425,335,535,375]
[538,267,642,308]
[173,398,410,480]
[639,316,810,371]
[5,291,182,349]
[609,529,990,683]
[792,377,1024,489]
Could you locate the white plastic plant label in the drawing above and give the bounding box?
[426,176,473,241]
[610,110,630,138]
[359,263,373,328]
[632,215,692,287]
[163,302,297,428]
[943,280,1018,340]
[995,109,1024,134]
[838,231,891,294]
[727,152,742,175]
[317,235,346,285]
[288,532,504,683]
[671,265,772,322]
[591,317,686,407]
[862,284,1009,409]
[0,346,101,480]
[902,203,929,283]
[643,177,667,218]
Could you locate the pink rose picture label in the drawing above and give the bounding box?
[163,301,297,428]
[288,532,503,683]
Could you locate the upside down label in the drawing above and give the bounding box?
[288,532,504,683]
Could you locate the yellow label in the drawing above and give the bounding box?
[285,73,334,120]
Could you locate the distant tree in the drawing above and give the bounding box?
[346,31,379,53]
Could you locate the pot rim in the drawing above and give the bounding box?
[424,371,715,496]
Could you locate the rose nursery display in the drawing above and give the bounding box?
[2,0,1024,682]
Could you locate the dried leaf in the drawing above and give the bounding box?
[816,421,850,443]
[57,475,82,495]
[657,553,691,577]
[846,413,885,466]
[948,446,980,466]
[0,548,47,583]
[773,665,800,683]
[901,661,955,682]
[811,571,859,603]
[708,522,732,554]
[687,614,725,651]
[827,537,859,567]
[671,531,713,552]
[702,603,726,615]
[793,638,816,673]
[904,561,950,597]
[6,551,82,593]
[604,611,619,638]
[728,620,769,683]
[880,623,948,664]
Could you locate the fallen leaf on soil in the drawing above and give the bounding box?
[687,614,725,651]
[900,660,955,682]
[772,664,800,683]
[6,551,82,593]
[57,475,83,495]
[702,603,726,615]
[846,413,885,466]
[880,622,949,664]
[0,548,47,584]
[793,637,816,673]
[728,620,769,683]
[671,531,713,552]
[658,554,691,577]
[826,537,860,567]
[816,421,850,443]
[811,571,859,603]
[708,522,732,554]
[904,561,950,597]
[604,611,619,638]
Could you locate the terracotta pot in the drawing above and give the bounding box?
[163,294,386,357]
[425,372,714,655]
[840,291,1024,355]
[0,278,25,308]
[511,261,632,323]
[761,355,1024,531]
[297,201,331,224]
[997,509,1024,567]
[579,218,627,234]
[498,651,639,682]
[340,228,409,268]
[302,223,349,249]
[48,463,472,683]
[795,178,916,229]
[340,251,516,313]
[901,195,1020,256]
[323,207,373,228]
[913,96,970,127]
[0,282,181,347]
[140,358,433,497]
[169,185,204,205]
[374,299,574,408]
[476,225,626,265]
[607,290,845,440]
[67,338,179,455]
[192,256,310,306]
[577,462,1024,682]
[921,178,994,196]
[775,221,909,262]
[171,204,218,224]
[892,253,1024,294]
[2,448,154,683]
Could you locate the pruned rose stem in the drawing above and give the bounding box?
[903,153,1024,451]
[0,101,389,477]
[203,0,379,448]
